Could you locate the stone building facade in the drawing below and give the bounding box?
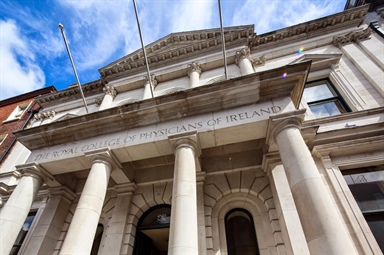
[0,2,383,255]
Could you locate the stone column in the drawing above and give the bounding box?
[235,47,254,75]
[168,132,200,255]
[270,110,357,254]
[143,74,157,100]
[100,183,136,254]
[59,149,117,255]
[22,186,76,254]
[0,163,51,255]
[99,85,117,110]
[188,62,202,88]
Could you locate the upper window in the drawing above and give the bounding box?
[225,209,259,255]
[303,80,349,118]
[4,102,30,122]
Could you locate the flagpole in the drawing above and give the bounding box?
[58,23,89,113]
[132,0,154,98]
[218,0,228,80]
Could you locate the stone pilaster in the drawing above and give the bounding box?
[187,62,202,88]
[268,110,358,254]
[143,74,158,99]
[100,183,136,254]
[0,163,53,255]
[99,85,118,110]
[22,186,76,254]
[235,47,254,75]
[168,131,200,255]
[196,171,207,255]
[59,149,118,255]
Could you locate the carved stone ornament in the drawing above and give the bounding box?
[103,85,117,98]
[333,27,371,48]
[144,74,158,88]
[33,110,56,122]
[235,47,252,66]
[95,97,103,105]
[252,55,266,68]
[187,62,202,77]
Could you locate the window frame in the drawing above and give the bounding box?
[3,102,31,123]
[303,79,350,118]
[224,208,260,255]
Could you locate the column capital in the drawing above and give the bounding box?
[262,152,282,176]
[144,74,158,88]
[251,55,266,69]
[103,85,117,99]
[168,131,201,156]
[85,148,121,170]
[196,171,206,185]
[187,62,202,77]
[235,47,252,66]
[15,162,55,184]
[332,27,371,48]
[266,109,306,144]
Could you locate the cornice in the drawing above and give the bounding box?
[249,5,369,50]
[35,80,103,108]
[98,26,254,80]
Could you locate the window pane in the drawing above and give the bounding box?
[309,102,341,118]
[303,84,334,103]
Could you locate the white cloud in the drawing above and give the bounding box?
[0,20,45,100]
[231,0,345,34]
[57,0,138,70]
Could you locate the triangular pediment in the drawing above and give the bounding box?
[99,25,254,78]
[289,53,342,71]
[54,113,78,122]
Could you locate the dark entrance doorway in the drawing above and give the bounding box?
[133,205,171,255]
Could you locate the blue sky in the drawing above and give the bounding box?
[0,0,347,100]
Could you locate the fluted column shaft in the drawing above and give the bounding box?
[274,120,357,254]
[0,165,45,255]
[168,138,199,255]
[59,156,112,254]
[99,85,117,110]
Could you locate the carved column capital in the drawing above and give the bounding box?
[85,148,122,172]
[333,27,371,48]
[144,74,158,88]
[187,62,202,77]
[251,55,266,68]
[103,85,117,99]
[235,47,252,66]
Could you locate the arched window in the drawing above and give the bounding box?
[225,209,259,255]
[133,205,171,255]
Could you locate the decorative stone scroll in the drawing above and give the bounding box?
[144,74,158,88]
[235,47,253,66]
[252,55,266,68]
[33,110,56,122]
[333,27,371,48]
[103,85,117,99]
[187,62,202,77]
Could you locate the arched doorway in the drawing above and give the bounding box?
[225,208,260,255]
[133,205,171,255]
